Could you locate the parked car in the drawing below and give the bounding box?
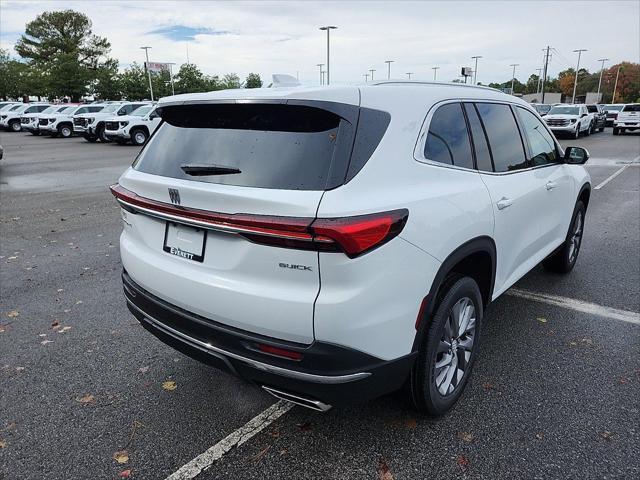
[39,104,104,138]
[110,82,591,415]
[103,105,161,146]
[74,102,151,143]
[0,103,50,132]
[543,104,593,138]
[0,101,22,112]
[532,103,553,116]
[21,104,71,135]
[586,104,606,132]
[613,103,640,135]
[603,104,624,126]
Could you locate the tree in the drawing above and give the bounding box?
[245,73,262,88]
[150,69,173,99]
[15,10,113,100]
[602,62,640,103]
[220,73,241,89]
[91,58,121,100]
[119,63,148,100]
[174,63,209,94]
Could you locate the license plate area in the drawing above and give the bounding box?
[163,222,206,262]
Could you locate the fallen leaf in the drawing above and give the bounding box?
[118,470,132,478]
[40,340,53,345]
[537,317,547,324]
[268,428,281,439]
[0,439,6,449]
[7,256,17,260]
[405,418,417,429]
[76,394,95,404]
[601,431,614,440]
[6,311,19,318]
[279,449,287,455]
[296,421,312,432]
[138,366,149,374]
[456,454,470,472]
[252,445,271,463]
[377,457,394,480]
[75,301,83,305]
[482,382,496,391]
[114,450,129,464]
[162,381,177,391]
[457,431,474,443]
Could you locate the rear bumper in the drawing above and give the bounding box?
[122,271,415,406]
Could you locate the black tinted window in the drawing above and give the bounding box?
[622,104,640,112]
[586,105,598,113]
[463,103,493,172]
[424,103,473,169]
[134,104,347,190]
[516,107,559,166]
[475,103,527,172]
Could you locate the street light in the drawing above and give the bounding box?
[140,46,154,101]
[363,73,370,83]
[369,68,376,81]
[510,64,519,95]
[384,60,394,79]
[432,66,440,81]
[316,63,324,85]
[471,56,482,84]
[596,58,609,100]
[571,49,587,104]
[319,26,337,85]
[406,72,413,79]
[321,70,325,85]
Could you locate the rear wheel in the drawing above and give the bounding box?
[409,277,483,416]
[613,127,619,135]
[543,201,585,274]
[58,124,73,138]
[130,128,148,146]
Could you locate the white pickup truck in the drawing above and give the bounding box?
[74,102,150,142]
[103,105,161,146]
[613,104,640,135]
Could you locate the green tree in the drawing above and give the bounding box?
[15,10,113,100]
[150,69,173,99]
[0,49,24,99]
[91,58,121,100]
[220,73,241,89]
[174,63,209,94]
[245,73,262,88]
[120,63,148,100]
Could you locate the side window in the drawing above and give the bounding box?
[463,103,494,172]
[149,110,159,119]
[475,103,527,172]
[423,102,473,169]
[515,107,559,167]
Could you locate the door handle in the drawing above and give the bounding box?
[496,197,513,210]
[546,181,557,190]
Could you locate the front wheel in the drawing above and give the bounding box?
[10,121,21,132]
[574,126,580,139]
[97,125,111,143]
[130,129,148,146]
[543,201,586,273]
[409,277,483,416]
[58,124,73,138]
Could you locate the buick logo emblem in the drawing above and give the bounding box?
[168,188,181,205]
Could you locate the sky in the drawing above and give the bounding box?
[1,0,639,86]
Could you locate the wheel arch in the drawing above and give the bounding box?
[578,182,591,210]
[412,236,496,351]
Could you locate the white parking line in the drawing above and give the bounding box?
[165,400,294,480]
[507,288,640,325]
[594,164,630,190]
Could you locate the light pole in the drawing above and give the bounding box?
[319,26,337,85]
[140,46,154,101]
[321,70,325,85]
[363,73,370,83]
[369,68,376,81]
[385,60,394,79]
[406,72,413,79]
[612,65,621,103]
[317,63,324,85]
[510,64,519,95]
[596,58,609,100]
[571,49,587,104]
[432,66,440,81]
[471,56,482,84]
[167,62,176,96]
[536,68,543,94]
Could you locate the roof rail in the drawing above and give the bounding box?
[369,80,500,92]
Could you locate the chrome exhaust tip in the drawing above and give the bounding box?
[262,386,332,412]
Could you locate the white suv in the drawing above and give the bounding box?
[613,103,640,135]
[39,104,105,137]
[0,103,50,132]
[103,104,161,145]
[544,104,593,138]
[74,102,150,142]
[111,82,591,415]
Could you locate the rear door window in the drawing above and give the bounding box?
[475,103,528,172]
[134,103,353,191]
[423,102,473,169]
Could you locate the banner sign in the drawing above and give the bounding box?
[145,62,171,73]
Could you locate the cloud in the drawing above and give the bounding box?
[148,25,231,41]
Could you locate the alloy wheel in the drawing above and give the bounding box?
[568,211,583,263]
[134,131,147,145]
[434,297,476,396]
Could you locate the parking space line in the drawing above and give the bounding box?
[594,164,630,190]
[165,400,294,480]
[507,289,640,325]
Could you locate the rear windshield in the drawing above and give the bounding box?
[604,105,623,111]
[586,105,598,112]
[534,104,551,113]
[622,104,640,112]
[134,103,348,190]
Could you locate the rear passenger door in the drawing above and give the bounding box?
[465,102,549,295]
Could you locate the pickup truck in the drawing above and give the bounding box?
[103,104,161,146]
[613,104,640,135]
[39,104,105,138]
[543,104,593,138]
[74,102,150,142]
[586,104,606,133]
[603,104,624,126]
[0,103,50,132]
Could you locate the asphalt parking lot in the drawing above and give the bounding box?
[1,129,639,479]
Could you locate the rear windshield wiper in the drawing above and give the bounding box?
[180,164,241,176]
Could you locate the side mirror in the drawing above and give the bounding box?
[117,110,126,116]
[581,113,588,117]
[564,146,589,164]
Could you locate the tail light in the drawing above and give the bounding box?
[110,184,408,258]
[256,343,303,361]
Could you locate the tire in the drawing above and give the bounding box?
[97,124,111,143]
[574,126,580,139]
[620,128,626,134]
[130,128,148,146]
[30,130,40,136]
[584,123,591,136]
[613,127,619,135]
[83,134,98,143]
[598,126,604,132]
[58,124,73,138]
[10,121,21,132]
[590,122,595,134]
[409,276,483,416]
[543,201,586,274]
